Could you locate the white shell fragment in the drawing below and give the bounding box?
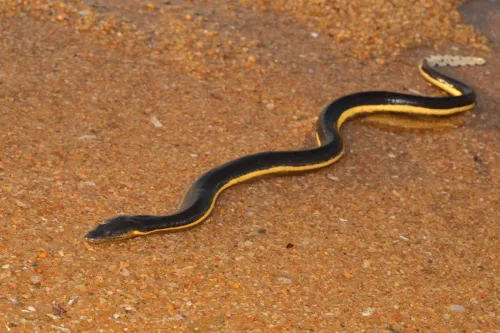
[450,304,466,312]
[361,307,376,316]
[150,115,164,128]
[425,54,486,67]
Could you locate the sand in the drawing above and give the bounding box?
[0,0,498,332]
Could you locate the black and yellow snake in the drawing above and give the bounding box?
[85,55,484,242]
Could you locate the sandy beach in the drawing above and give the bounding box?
[0,0,498,331]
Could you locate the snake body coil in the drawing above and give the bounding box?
[85,56,481,242]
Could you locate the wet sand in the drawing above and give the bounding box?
[0,1,498,332]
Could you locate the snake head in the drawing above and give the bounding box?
[85,216,143,243]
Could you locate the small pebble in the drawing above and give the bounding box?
[266,103,275,111]
[30,275,42,284]
[174,314,185,320]
[46,313,61,320]
[67,296,78,306]
[277,277,292,284]
[327,174,339,181]
[77,135,97,140]
[119,268,130,277]
[150,115,163,128]
[361,307,376,316]
[15,200,30,208]
[450,304,466,312]
[120,304,136,312]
